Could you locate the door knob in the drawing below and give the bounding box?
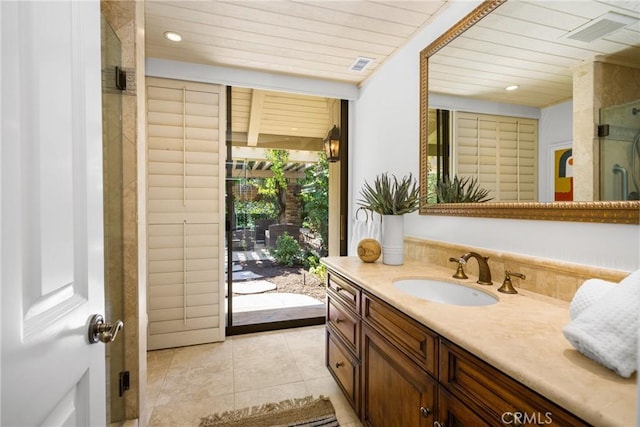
[88,314,123,344]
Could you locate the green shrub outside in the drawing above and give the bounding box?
[304,250,326,281]
[271,232,302,267]
[234,200,278,229]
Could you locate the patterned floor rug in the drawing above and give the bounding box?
[199,395,339,427]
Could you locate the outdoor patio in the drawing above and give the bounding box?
[225,244,326,326]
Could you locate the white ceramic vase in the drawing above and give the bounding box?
[382,214,404,265]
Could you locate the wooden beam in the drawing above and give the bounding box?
[247,89,265,146]
[230,131,324,151]
[230,168,306,179]
[232,146,321,163]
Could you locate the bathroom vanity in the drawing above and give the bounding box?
[323,256,636,427]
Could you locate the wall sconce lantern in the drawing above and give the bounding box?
[324,125,341,162]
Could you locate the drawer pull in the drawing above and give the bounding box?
[433,422,446,427]
[335,361,345,368]
[420,407,432,418]
[335,317,344,324]
[335,286,343,292]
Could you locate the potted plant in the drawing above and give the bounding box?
[436,175,493,203]
[357,172,423,265]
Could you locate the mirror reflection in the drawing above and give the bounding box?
[422,0,640,205]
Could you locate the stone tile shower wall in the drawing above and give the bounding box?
[573,60,640,201]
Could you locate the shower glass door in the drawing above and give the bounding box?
[599,99,640,201]
[101,15,126,425]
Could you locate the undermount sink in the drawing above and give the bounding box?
[393,278,498,307]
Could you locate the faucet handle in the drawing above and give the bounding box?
[498,270,526,294]
[449,257,468,280]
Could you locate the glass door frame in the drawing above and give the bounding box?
[224,88,348,335]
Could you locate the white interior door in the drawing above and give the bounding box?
[1,1,106,425]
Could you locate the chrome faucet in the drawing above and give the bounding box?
[459,252,492,285]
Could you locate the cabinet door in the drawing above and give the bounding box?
[437,387,491,427]
[362,324,436,427]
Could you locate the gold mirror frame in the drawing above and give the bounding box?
[419,0,640,224]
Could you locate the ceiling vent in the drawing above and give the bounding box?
[564,12,638,42]
[349,57,374,72]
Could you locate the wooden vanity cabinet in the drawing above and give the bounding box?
[326,271,361,415]
[324,268,589,427]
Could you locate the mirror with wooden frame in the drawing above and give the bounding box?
[419,0,640,223]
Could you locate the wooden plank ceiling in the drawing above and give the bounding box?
[428,0,640,108]
[145,0,447,84]
[145,0,640,170]
[145,1,450,171]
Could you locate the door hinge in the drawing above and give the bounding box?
[119,371,130,396]
[597,124,609,137]
[115,66,127,91]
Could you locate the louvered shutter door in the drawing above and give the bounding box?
[146,77,225,350]
[454,112,537,202]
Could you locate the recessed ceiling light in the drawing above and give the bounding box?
[505,85,519,91]
[164,31,182,42]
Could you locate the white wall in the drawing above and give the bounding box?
[352,1,640,272]
[146,58,359,101]
[429,93,540,119]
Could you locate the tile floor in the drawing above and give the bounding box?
[144,325,362,427]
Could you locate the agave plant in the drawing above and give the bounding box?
[436,175,493,203]
[358,172,424,215]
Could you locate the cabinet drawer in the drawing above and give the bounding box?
[327,272,360,312]
[327,295,359,353]
[326,327,359,412]
[362,292,438,377]
[439,339,589,426]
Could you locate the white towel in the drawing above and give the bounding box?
[562,270,639,378]
[569,278,617,320]
[367,213,382,244]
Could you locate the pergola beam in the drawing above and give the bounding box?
[229,168,306,179]
[230,132,323,151]
[232,146,321,163]
[247,90,265,146]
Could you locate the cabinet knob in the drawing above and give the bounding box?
[335,286,343,292]
[420,406,432,418]
[335,361,344,368]
[434,421,446,427]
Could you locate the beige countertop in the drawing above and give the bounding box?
[322,256,637,427]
